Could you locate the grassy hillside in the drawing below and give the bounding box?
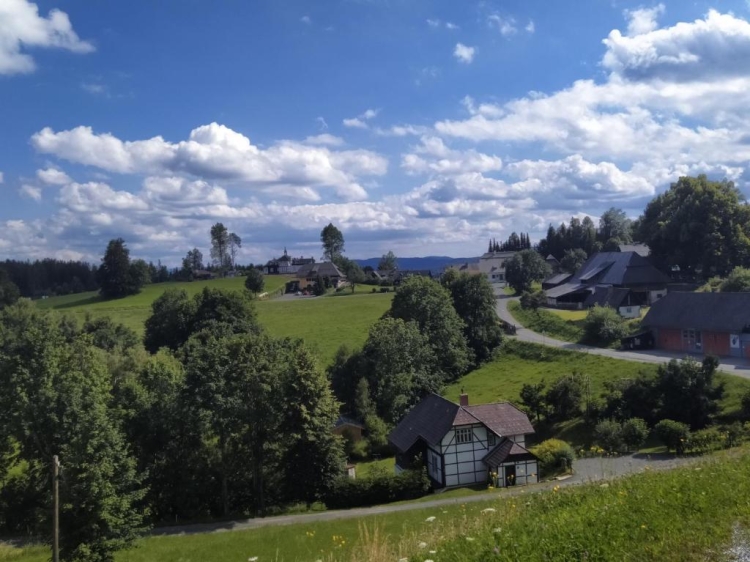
[6,450,750,562]
[258,294,392,365]
[35,276,392,366]
[444,341,750,445]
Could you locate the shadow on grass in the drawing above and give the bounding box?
[50,294,106,310]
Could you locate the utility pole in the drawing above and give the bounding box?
[52,455,60,562]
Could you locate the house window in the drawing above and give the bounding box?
[488,434,497,447]
[455,428,473,444]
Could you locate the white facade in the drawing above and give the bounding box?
[478,252,516,285]
[433,424,533,488]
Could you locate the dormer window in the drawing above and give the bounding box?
[456,428,473,444]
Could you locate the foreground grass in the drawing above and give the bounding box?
[8,450,750,562]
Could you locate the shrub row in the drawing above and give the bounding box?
[324,469,430,509]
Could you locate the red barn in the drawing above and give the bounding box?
[642,292,750,359]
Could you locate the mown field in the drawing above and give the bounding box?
[6,449,750,562]
[35,277,393,366]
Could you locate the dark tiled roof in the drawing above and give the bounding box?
[481,251,517,260]
[546,282,588,299]
[462,403,535,436]
[584,286,631,309]
[297,262,344,279]
[546,254,560,264]
[483,439,537,465]
[388,394,458,452]
[544,272,572,286]
[388,394,535,453]
[573,252,668,286]
[642,292,750,333]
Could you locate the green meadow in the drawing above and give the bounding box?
[444,341,750,447]
[35,276,393,366]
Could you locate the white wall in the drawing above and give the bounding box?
[441,424,493,487]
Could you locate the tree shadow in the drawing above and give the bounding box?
[51,295,106,310]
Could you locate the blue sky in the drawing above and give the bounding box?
[2,0,750,265]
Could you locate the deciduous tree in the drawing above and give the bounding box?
[389,276,472,380]
[505,249,551,294]
[244,268,265,296]
[320,223,345,262]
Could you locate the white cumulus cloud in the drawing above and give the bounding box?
[31,123,388,201]
[37,168,71,185]
[454,43,476,64]
[0,0,94,75]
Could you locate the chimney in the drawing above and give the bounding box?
[459,393,469,407]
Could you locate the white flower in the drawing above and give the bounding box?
[466,537,475,541]
[425,516,436,522]
[481,508,496,514]
[493,527,502,534]
[248,558,258,562]
[429,551,437,554]
[398,559,408,562]
[425,559,435,562]
[418,541,428,548]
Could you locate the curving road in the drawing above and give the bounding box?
[494,292,750,378]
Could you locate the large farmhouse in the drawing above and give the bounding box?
[478,251,516,285]
[388,394,538,489]
[544,251,669,311]
[642,292,750,359]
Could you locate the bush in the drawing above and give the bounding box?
[725,421,747,448]
[519,290,546,311]
[324,469,430,509]
[379,287,390,293]
[620,418,649,451]
[372,288,377,293]
[690,427,723,454]
[594,419,623,453]
[583,305,628,346]
[654,419,691,454]
[530,439,575,477]
[741,390,750,419]
[349,439,370,460]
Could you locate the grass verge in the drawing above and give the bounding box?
[507,301,583,342]
[6,450,750,562]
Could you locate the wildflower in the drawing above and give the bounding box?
[481,508,496,514]
[248,558,258,562]
[425,516,436,522]
[641,524,647,529]
[493,546,500,554]
[398,558,408,562]
[425,560,434,562]
[418,542,428,549]
[466,537,475,542]
[600,483,609,488]
[493,527,502,534]
[429,550,437,554]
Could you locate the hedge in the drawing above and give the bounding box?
[324,469,431,509]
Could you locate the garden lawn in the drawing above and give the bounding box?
[7,450,750,562]
[355,457,395,479]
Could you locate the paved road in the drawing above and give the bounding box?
[151,453,697,537]
[495,293,750,378]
